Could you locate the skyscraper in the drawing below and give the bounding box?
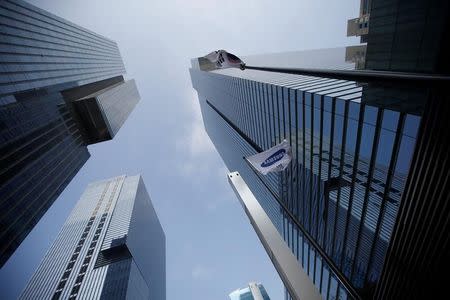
[191,49,450,300]
[346,0,370,43]
[0,0,140,266]
[350,0,450,298]
[191,49,423,299]
[229,282,271,300]
[191,0,450,298]
[20,175,165,300]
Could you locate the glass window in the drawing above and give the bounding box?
[382,110,399,131]
[315,255,322,288]
[278,86,285,137]
[403,114,420,138]
[329,275,338,300]
[261,83,271,149]
[321,266,330,298]
[394,134,416,175]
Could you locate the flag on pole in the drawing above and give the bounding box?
[246,140,292,175]
[204,50,246,70]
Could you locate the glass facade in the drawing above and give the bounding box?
[95,79,140,137]
[20,175,166,300]
[190,49,423,299]
[0,0,125,96]
[364,0,449,73]
[229,283,271,300]
[0,0,139,267]
[0,81,90,267]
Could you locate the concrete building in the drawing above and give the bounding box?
[346,0,371,43]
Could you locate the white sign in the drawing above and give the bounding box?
[246,140,292,175]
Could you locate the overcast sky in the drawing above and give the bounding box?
[0,0,359,299]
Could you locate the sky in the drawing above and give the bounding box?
[0,0,359,299]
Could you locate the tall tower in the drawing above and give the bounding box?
[190,49,426,299]
[20,175,165,300]
[191,0,450,297]
[0,0,140,266]
[229,282,271,300]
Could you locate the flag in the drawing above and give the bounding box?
[246,140,292,175]
[203,50,245,70]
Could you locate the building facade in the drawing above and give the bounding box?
[358,0,450,298]
[192,0,450,298]
[347,0,371,43]
[229,282,271,300]
[190,49,423,299]
[0,0,140,266]
[20,175,165,300]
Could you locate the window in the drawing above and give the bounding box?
[75,274,84,283]
[52,291,62,300]
[57,281,66,290]
[71,284,80,294]
[62,271,70,279]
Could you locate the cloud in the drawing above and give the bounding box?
[217,165,229,179]
[186,89,215,155]
[191,264,213,280]
[175,89,217,177]
[188,119,215,155]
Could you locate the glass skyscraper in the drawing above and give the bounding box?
[0,0,140,266]
[20,175,165,300]
[229,282,271,300]
[190,49,423,299]
[191,0,450,298]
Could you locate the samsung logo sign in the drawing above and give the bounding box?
[261,149,286,168]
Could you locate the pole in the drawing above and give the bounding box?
[243,65,450,85]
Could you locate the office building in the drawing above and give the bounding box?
[190,42,450,300]
[229,282,271,300]
[191,48,422,299]
[355,0,450,298]
[192,0,449,298]
[0,0,140,266]
[348,0,450,73]
[20,175,165,300]
[347,0,371,43]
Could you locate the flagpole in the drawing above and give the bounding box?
[242,65,450,85]
[201,50,449,84]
